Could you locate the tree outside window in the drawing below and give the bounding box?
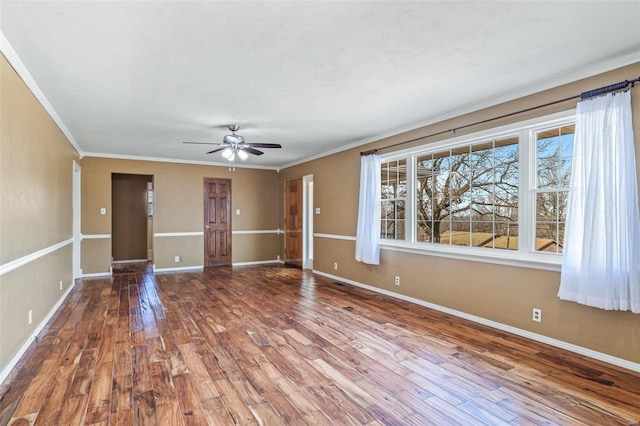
[381,159,406,239]
[416,137,519,250]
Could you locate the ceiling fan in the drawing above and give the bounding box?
[183,125,282,161]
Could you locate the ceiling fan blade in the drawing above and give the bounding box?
[183,141,219,145]
[206,147,227,154]
[240,147,264,156]
[246,143,282,149]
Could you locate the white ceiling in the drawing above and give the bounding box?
[2,1,639,169]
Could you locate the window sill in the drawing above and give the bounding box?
[380,240,562,272]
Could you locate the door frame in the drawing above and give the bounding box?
[302,174,314,270]
[284,175,314,269]
[72,161,81,279]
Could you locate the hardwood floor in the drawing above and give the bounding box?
[1,264,639,425]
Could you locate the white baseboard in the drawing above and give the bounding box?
[232,259,283,266]
[313,270,640,373]
[81,271,111,278]
[153,265,204,273]
[0,282,75,385]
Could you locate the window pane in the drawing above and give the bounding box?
[536,125,574,190]
[381,159,407,240]
[536,224,563,253]
[396,220,405,240]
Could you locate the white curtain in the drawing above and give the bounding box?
[558,91,640,313]
[355,154,381,265]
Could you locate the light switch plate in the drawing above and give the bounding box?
[100,208,106,215]
[315,208,321,214]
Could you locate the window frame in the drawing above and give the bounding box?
[379,110,576,271]
[381,158,408,240]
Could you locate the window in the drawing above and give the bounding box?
[534,125,574,253]
[147,188,153,217]
[416,137,519,249]
[379,111,575,268]
[381,159,406,239]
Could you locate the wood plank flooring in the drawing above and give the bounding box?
[1,263,639,425]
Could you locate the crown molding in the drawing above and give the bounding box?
[82,152,280,171]
[2,25,637,171]
[0,31,83,157]
[280,52,640,170]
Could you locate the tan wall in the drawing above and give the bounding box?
[154,235,204,269]
[232,233,280,264]
[81,238,112,274]
[80,157,279,272]
[280,62,640,364]
[0,55,78,372]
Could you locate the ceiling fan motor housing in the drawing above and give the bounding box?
[223,134,244,144]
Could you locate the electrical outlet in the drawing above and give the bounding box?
[59,280,63,291]
[28,309,33,325]
[532,308,542,322]
[333,262,338,270]
[174,255,181,263]
[395,276,400,286]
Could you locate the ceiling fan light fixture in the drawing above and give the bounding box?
[237,149,248,161]
[221,147,234,159]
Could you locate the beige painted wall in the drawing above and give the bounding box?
[0,55,78,372]
[80,157,279,272]
[280,62,640,364]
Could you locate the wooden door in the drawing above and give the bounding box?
[285,178,303,267]
[204,178,232,266]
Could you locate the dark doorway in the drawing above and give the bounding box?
[112,173,153,262]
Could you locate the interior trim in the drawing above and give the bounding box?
[153,230,282,237]
[310,233,561,272]
[313,233,356,241]
[278,52,640,170]
[4,29,637,172]
[80,271,111,278]
[81,234,111,240]
[153,265,204,273]
[313,270,640,374]
[0,238,73,277]
[0,282,75,384]
[82,152,279,171]
[381,243,562,272]
[0,31,82,156]
[154,232,203,237]
[232,259,282,266]
[232,230,281,235]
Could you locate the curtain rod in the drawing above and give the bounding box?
[360,76,640,156]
